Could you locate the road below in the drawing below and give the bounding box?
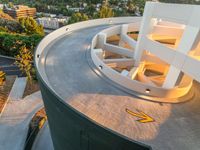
[0,56,23,77]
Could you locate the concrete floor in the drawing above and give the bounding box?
[0,91,42,150]
[36,25,200,150]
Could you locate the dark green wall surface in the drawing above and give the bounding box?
[39,79,152,150]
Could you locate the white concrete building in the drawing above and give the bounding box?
[90,2,200,102]
[37,17,67,29]
[68,7,84,12]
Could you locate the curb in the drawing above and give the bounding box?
[0,55,16,60]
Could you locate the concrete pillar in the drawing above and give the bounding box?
[97,33,107,48]
[119,24,128,47]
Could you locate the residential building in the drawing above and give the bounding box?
[3,5,36,19]
[37,17,67,29]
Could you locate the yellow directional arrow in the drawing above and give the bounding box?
[125,108,155,123]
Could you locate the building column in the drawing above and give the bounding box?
[97,33,107,48]
[119,24,128,47]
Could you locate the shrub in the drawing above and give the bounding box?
[18,17,44,36]
[68,13,89,24]
[0,32,43,57]
[0,26,9,32]
[0,18,24,33]
[98,6,114,18]
[15,46,34,81]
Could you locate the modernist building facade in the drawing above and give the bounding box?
[3,5,36,19]
[35,2,200,150]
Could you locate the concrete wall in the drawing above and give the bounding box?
[38,78,152,150]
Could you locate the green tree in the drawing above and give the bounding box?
[18,17,44,36]
[0,18,24,33]
[109,0,120,5]
[98,5,114,18]
[85,4,96,17]
[0,32,43,57]
[133,0,147,14]
[15,45,35,81]
[68,12,89,24]
[8,2,14,8]
[127,0,136,14]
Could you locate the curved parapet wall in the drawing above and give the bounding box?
[35,17,152,150]
[39,79,151,150]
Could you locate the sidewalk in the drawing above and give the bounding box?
[0,77,43,150]
[8,77,27,101]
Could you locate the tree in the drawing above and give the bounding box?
[127,0,136,14]
[109,0,120,5]
[15,45,35,82]
[133,0,147,14]
[18,17,44,36]
[98,5,114,18]
[85,4,96,17]
[0,32,43,57]
[68,12,89,24]
[8,2,14,8]
[0,18,24,33]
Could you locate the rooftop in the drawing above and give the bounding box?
[35,2,200,150]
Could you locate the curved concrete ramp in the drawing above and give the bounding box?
[0,91,43,150]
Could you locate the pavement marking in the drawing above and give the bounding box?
[125,108,155,123]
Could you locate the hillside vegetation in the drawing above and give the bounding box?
[0,10,44,81]
[0,10,13,20]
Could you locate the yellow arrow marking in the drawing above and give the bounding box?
[125,108,155,123]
